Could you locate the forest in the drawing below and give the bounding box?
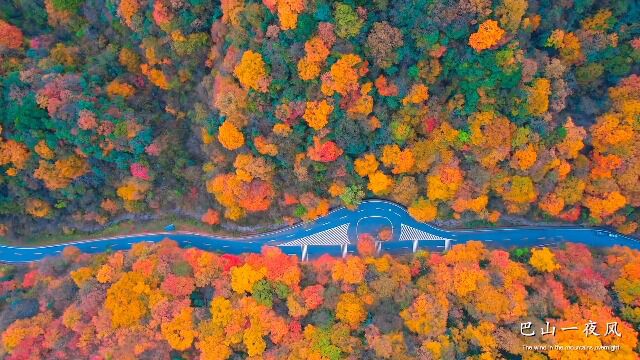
[0,239,638,359]
[0,0,639,240]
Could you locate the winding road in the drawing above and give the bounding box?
[1,199,639,262]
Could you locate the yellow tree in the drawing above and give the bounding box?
[511,144,537,171]
[381,144,415,174]
[234,50,269,92]
[117,178,150,202]
[218,120,245,150]
[529,247,560,272]
[469,20,505,52]
[303,100,333,130]
[321,54,364,96]
[400,293,448,337]
[335,293,367,329]
[502,176,537,204]
[527,78,551,116]
[25,198,51,218]
[162,307,195,351]
[354,153,379,177]
[0,140,30,172]
[427,165,463,202]
[368,171,393,195]
[408,198,438,222]
[105,272,151,328]
[231,263,266,294]
[469,111,515,168]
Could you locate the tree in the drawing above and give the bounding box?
[496,0,528,32]
[529,248,560,272]
[221,0,244,26]
[201,209,220,225]
[234,153,274,182]
[401,294,448,337]
[527,78,551,116]
[25,198,51,218]
[162,274,196,298]
[152,0,173,26]
[302,285,325,310]
[321,54,365,96]
[511,144,537,170]
[402,84,429,105]
[584,191,627,221]
[357,234,376,257]
[162,307,195,351]
[117,178,150,202]
[302,36,329,63]
[354,154,379,177]
[237,180,275,212]
[374,76,398,97]
[391,177,419,206]
[254,136,278,156]
[469,20,505,52]
[243,323,267,356]
[427,165,463,202]
[468,112,515,168]
[332,256,366,285]
[265,0,306,30]
[33,155,89,190]
[366,22,403,69]
[106,80,135,98]
[105,272,150,328]
[556,118,586,159]
[408,198,437,222]
[218,120,245,150]
[234,50,269,92]
[77,110,98,131]
[502,176,537,204]
[381,145,414,174]
[0,140,30,171]
[307,137,343,163]
[546,30,584,65]
[231,264,266,294]
[303,100,333,130]
[368,171,393,195]
[212,75,249,127]
[539,193,564,216]
[335,293,366,329]
[334,3,363,39]
[141,65,170,89]
[298,57,322,81]
[0,20,23,49]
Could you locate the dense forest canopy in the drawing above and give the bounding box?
[0,0,639,239]
[0,240,638,358]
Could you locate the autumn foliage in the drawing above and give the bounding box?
[469,20,505,52]
[0,20,23,49]
[0,241,637,358]
[2,0,640,243]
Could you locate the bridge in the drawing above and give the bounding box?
[0,199,639,262]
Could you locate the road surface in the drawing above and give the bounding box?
[0,199,638,262]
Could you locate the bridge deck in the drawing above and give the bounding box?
[279,224,350,246]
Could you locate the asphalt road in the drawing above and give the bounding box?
[1,199,638,262]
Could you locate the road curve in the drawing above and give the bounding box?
[1,199,638,262]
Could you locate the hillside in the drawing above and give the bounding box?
[1,1,639,240]
[0,240,639,358]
